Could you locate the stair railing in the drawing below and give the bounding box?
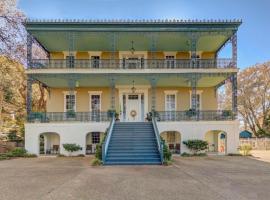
[102,115,115,163]
[152,116,164,164]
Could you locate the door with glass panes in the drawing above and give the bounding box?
[90,94,101,121]
[165,94,176,120]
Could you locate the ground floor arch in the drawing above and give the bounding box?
[160,131,181,154]
[205,130,227,154]
[39,132,60,155]
[85,132,105,154]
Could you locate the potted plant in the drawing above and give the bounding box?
[185,109,197,119]
[66,110,76,118]
[107,109,116,118]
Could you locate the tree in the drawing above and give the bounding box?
[220,62,270,137]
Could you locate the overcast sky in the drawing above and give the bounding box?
[18,0,270,69]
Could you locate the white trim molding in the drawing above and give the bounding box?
[63,91,77,112]
[164,90,178,111]
[88,91,102,112]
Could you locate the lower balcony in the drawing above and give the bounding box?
[27,112,111,123]
[27,110,235,123]
[155,110,235,121]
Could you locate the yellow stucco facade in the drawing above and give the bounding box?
[46,86,217,112]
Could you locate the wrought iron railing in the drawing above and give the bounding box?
[30,58,234,69]
[152,117,164,164]
[27,112,111,122]
[102,115,115,163]
[155,110,235,121]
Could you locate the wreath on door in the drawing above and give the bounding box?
[130,110,137,118]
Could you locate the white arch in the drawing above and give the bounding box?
[39,132,60,155]
[204,130,227,155]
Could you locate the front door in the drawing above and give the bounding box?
[126,94,140,122]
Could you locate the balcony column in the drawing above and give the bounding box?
[110,78,116,110]
[190,75,198,111]
[26,76,33,115]
[231,33,237,68]
[27,33,33,69]
[231,73,238,117]
[150,78,157,111]
[190,33,199,68]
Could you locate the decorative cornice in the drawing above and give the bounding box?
[27,18,242,24]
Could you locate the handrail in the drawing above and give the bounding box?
[30,58,234,69]
[152,116,164,164]
[102,115,115,163]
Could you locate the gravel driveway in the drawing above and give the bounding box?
[0,156,270,200]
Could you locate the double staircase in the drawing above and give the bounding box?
[104,122,162,165]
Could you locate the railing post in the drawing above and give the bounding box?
[231,33,237,68]
[190,74,198,120]
[27,33,33,69]
[26,76,33,117]
[231,73,238,118]
[110,78,116,110]
[150,78,157,111]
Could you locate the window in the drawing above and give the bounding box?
[65,94,76,112]
[128,95,139,100]
[165,56,175,68]
[91,95,101,112]
[190,91,202,110]
[165,94,176,111]
[91,56,100,68]
[167,132,176,143]
[66,55,75,68]
[92,132,100,144]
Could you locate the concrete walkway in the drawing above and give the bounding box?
[0,156,270,200]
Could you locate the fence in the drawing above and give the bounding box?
[239,138,270,150]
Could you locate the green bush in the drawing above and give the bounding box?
[8,148,27,157]
[62,144,82,155]
[183,139,208,155]
[91,158,103,166]
[239,144,252,156]
[181,152,192,157]
[95,132,107,161]
[161,137,172,163]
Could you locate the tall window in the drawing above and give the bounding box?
[165,56,175,68]
[65,94,76,112]
[166,94,176,111]
[91,95,101,112]
[191,93,201,110]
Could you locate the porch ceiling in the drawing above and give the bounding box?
[32,73,232,88]
[26,20,241,53]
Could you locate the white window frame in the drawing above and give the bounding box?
[63,91,77,112]
[189,90,203,110]
[88,91,102,112]
[164,90,178,111]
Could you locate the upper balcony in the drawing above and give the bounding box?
[29,58,233,70]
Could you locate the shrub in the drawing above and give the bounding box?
[8,148,27,157]
[228,153,242,156]
[183,139,208,155]
[62,143,82,156]
[95,144,102,160]
[161,137,172,163]
[181,152,192,157]
[91,158,103,166]
[239,144,252,156]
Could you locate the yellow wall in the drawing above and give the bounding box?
[201,52,215,59]
[49,51,216,60]
[47,87,217,112]
[50,52,64,59]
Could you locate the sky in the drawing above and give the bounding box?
[18,0,270,69]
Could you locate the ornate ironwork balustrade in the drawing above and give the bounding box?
[30,58,234,69]
[27,112,111,123]
[155,110,235,121]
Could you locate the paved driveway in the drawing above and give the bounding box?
[0,156,270,200]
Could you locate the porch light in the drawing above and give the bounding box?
[130,41,135,54]
[131,80,136,93]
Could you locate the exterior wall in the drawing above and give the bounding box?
[49,51,217,60]
[25,122,109,155]
[157,120,240,154]
[46,87,217,112]
[47,87,119,112]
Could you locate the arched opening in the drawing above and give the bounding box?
[39,132,60,155]
[85,132,105,155]
[205,130,227,155]
[160,131,181,154]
